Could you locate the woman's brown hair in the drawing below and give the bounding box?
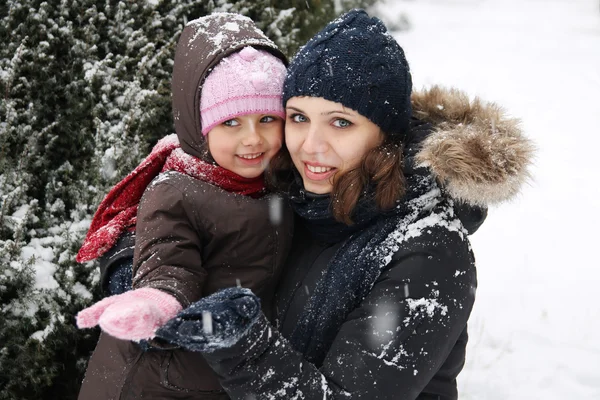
[266,138,407,225]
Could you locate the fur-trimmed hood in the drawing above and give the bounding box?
[411,86,534,206]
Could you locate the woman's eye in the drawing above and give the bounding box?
[260,116,276,123]
[332,118,352,128]
[289,114,307,123]
[223,119,240,127]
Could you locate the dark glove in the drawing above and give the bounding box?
[106,259,133,296]
[155,287,261,352]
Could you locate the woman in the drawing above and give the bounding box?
[153,9,534,399]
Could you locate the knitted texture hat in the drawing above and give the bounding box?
[200,46,286,135]
[283,9,412,140]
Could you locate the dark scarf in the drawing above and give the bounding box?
[288,172,384,244]
[288,121,438,366]
[77,134,265,262]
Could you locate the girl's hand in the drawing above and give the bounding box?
[76,288,182,341]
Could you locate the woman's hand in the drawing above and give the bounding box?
[155,287,261,352]
[76,288,182,341]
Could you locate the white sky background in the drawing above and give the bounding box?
[371,0,600,398]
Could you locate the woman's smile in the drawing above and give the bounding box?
[303,161,337,181]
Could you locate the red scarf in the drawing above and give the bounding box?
[76,134,265,262]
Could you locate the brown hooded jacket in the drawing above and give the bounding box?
[78,13,293,400]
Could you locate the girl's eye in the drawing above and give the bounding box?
[223,119,240,127]
[260,116,276,123]
[289,113,307,123]
[332,118,352,128]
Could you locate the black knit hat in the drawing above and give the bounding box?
[283,9,412,141]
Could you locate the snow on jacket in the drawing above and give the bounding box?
[199,86,534,400]
[78,14,293,400]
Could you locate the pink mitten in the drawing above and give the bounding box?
[76,288,182,341]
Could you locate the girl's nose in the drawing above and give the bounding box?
[241,121,263,146]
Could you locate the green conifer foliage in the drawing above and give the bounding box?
[0,0,376,398]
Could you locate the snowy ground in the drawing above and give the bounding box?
[370,0,600,398]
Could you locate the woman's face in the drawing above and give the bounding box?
[285,96,383,194]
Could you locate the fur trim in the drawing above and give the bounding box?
[412,86,535,206]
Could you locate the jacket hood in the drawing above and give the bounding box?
[412,86,535,206]
[171,13,287,160]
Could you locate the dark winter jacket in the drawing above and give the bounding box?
[197,86,533,399]
[98,232,135,294]
[78,13,293,400]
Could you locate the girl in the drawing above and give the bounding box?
[75,13,293,399]
[155,9,534,400]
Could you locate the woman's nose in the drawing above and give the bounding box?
[301,126,328,154]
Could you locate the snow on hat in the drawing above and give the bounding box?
[200,46,286,135]
[283,9,413,141]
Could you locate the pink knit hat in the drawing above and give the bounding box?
[200,47,287,135]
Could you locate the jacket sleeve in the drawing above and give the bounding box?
[98,232,135,294]
[203,228,477,399]
[132,179,208,307]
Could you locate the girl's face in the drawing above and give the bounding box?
[285,96,383,194]
[207,113,283,178]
